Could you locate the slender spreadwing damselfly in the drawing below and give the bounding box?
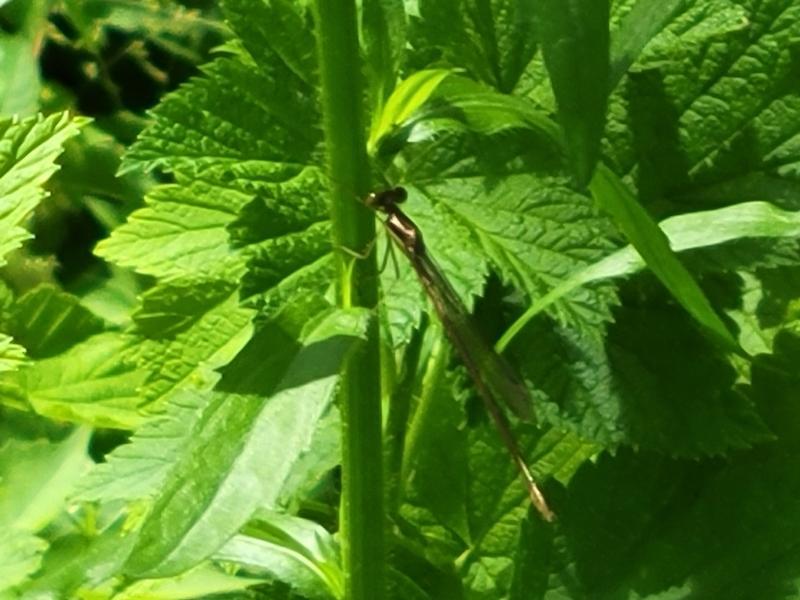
[364,187,554,522]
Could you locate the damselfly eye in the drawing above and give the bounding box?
[389,186,408,203]
[365,186,408,210]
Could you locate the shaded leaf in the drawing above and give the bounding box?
[608,0,688,90]
[534,0,610,185]
[413,0,539,93]
[362,0,407,117]
[8,284,105,358]
[515,304,772,456]
[532,437,800,599]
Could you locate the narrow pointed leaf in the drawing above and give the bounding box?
[590,165,738,350]
[608,0,687,90]
[535,0,610,185]
[369,69,452,151]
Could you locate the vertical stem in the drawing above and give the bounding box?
[313,2,385,599]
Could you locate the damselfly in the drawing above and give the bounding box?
[365,187,554,521]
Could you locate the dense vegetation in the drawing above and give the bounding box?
[3,1,800,598]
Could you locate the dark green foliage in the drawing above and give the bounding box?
[3,0,800,598]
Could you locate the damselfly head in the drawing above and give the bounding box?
[365,186,407,211]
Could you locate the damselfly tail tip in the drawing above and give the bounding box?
[519,460,556,522]
[529,486,556,523]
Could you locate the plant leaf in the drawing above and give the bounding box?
[369,69,453,152]
[72,386,209,504]
[0,113,87,267]
[12,332,148,429]
[0,530,47,592]
[111,564,265,600]
[532,432,800,599]
[385,76,561,153]
[502,200,800,349]
[604,0,796,206]
[215,511,343,600]
[400,343,599,597]
[534,0,610,185]
[8,285,105,359]
[94,180,252,281]
[405,173,618,337]
[590,165,739,350]
[515,305,772,456]
[222,0,316,88]
[6,285,251,429]
[0,333,26,373]
[99,0,336,366]
[362,0,407,117]
[0,428,91,532]
[413,0,539,94]
[14,518,135,599]
[120,49,319,177]
[130,288,256,414]
[608,0,688,90]
[122,308,370,578]
[0,33,40,117]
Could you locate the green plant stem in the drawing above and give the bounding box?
[313,2,385,599]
